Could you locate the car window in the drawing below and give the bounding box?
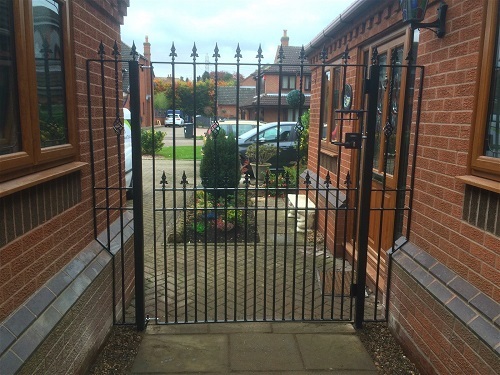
[278,125,294,141]
[259,127,278,141]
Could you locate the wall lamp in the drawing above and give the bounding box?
[400,0,448,38]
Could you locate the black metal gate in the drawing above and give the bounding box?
[86,41,423,329]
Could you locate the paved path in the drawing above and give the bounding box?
[128,154,381,373]
[140,155,357,323]
[131,322,378,374]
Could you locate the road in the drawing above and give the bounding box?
[154,125,206,147]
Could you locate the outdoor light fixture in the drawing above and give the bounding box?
[400,0,448,38]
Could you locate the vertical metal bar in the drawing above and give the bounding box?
[355,63,380,329]
[112,42,126,324]
[129,59,145,330]
[191,45,199,323]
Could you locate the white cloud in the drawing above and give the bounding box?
[121,0,356,77]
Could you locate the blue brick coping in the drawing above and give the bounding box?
[392,241,500,356]
[0,212,134,373]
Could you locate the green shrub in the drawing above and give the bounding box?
[246,143,277,164]
[141,129,165,155]
[298,110,309,165]
[199,129,241,198]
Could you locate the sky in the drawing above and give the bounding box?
[121,0,357,79]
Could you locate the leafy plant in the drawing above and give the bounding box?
[192,221,206,234]
[297,110,310,165]
[199,129,241,198]
[141,129,165,155]
[226,209,244,226]
[266,166,298,196]
[286,89,305,109]
[246,143,277,164]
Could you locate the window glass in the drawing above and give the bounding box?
[278,124,293,141]
[0,0,21,155]
[387,46,404,174]
[260,127,278,141]
[33,0,68,148]
[486,9,500,159]
[331,67,341,141]
[304,76,311,91]
[374,53,388,171]
[321,70,330,139]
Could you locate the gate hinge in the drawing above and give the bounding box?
[333,133,362,149]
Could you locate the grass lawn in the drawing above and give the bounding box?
[157,145,202,159]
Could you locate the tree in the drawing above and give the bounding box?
[153,92,169,112]
[199,130,241,199]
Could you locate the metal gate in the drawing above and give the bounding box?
[86,41,423,329]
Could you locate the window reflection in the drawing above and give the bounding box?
[0,0,21,155]
[486,9,500,158]
[33,0,68,148]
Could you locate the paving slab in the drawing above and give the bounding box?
[131,323,378,374]
[131,334,229,373]
[229,333,303,371]
[296,334,377,371]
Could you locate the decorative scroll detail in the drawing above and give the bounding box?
[294,118,304,137]
[278,44,285,63]
[304,171,312,188]
[181,172,189,188]
[299,46,306,63]
[98,40,105,60]
[344,171,351,187]
[160,171,168,188]
[169,42,177,61]
[131,41,138,61]
[324,172,332,188]
[213,43,220,62]
[341,45,350,65]
[256,44,263,61]
[235,44,242,60]
[191,43,198,60]
[320,45,328,63]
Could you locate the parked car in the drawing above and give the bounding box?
[204,120,261,138]
[165,113,185,127]
[238,121,299,174]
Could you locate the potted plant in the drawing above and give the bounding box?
[246,143,278,183]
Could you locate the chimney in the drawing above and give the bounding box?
[281,30,289,47]
[143,35,151,62]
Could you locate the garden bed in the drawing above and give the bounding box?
[168,196,260,243]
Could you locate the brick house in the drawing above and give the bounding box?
[243,31,312,122]
[217,86,255,120]
[305,0,499,373]
[0,1,134,373]
[122,36,154,127]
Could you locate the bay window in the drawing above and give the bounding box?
[0,0,76,183]
[468,0,500,185]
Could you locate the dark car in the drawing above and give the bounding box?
[238,121,299,174]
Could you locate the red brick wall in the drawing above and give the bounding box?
[390,254,499,375]
[307,0,499,303]
[306,0,499,373]
[0,0,126,321]
[409,0,499,303]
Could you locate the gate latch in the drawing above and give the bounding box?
[333,133,362,149]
